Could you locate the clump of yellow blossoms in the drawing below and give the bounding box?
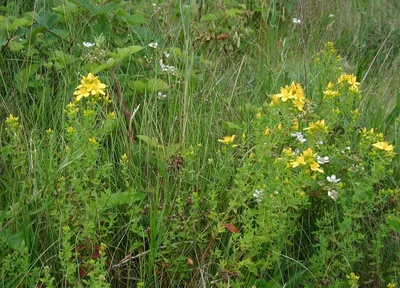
[73,73,107,102]
[346,272,360,288]
[218,135,238,147]
[5,114,20,128]
[373,141,394,152]
[338,73,360,93]
[290,148,324,173]
[304,119,328,132]
[323,82,339,98]
[271,82,306,111]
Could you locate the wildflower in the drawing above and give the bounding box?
[310,161,324,173]
[272,82,306,111]
[291,132,306,143]
[264,128,271,136]
[84,109,95,117]
[46,128,53,134]
[329,14,334,17]
[291,156,306,168]
[107,111,116,119]
[327,175,341,183]
[88,137,98,145]
[291,119,299,130]
[317,140,324,145]
[157,91,167,99]
[323,82,339,98]
[83,42,95,47]
[372,141,394,152]
[5,114,19,127]
[148,42,159,49]
[256,112,262,119]
[304,119,327,132]
[346,272,360,288]
[338,73,360,93]
[387,283,396,288]
[164,51,170,58]
[292,18,301,24]
[317,156,329,164]
[283,148,295,157]
[277,123,283,130]
[66,126,76,134]
[253,189,264,202]
[328,190,338,201]
[218,135,237,145]
[73,73,107,102]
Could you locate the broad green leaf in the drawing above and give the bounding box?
[119,13,147,25]
[146,78,169,92]
[109,45,144,60]
[92,58,117,74]
[53,1,78,14]
[9,17,32,31]
[96,1,126,15]
[200,13,216,22]
[128,80,146,94]
[68,0,96,14]
[223,121,242,131]
[169,47,183,58]
[225,9,244,17]
[34,11,60,28]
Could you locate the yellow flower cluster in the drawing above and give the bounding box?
[290,148,324,173]
[218,135,238,147]
[5,114,20,128]
[304,119,328,132]
[361,127,395,157]
[323,82,339,98]
[73,73,107,102]
[338,73,360,93]
[271,82,306,111]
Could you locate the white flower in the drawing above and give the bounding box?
[327,175,341,184]
[317,156,330,164]
[83,42,95,48]
[253,189,264,202]
[291,132,306,143]
[152,2,157,6]
[164,51,170,58]
[157,91,167,99]
[274,191,279,195]
[317,141,324,145]
[329,14,334,18]
[328,190,338,201]
[295,149,300,155]
[148,42,159,49]
[292,18,302,24]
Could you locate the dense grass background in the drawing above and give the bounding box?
[1,0,399,287]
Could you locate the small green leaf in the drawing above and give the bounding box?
[109,45,144,60]
[128,80,146,94]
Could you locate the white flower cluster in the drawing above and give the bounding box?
[159,59,178,74]
[291,132,306,143]
[292,18,302,24]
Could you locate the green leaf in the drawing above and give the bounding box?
[91,58,117,74]
[9,39,24,51]
[137,135,163,149]
[34,11,60,28]
[68,0,96,14]
[8,17,32,31]
[146,78,169,92]
[119,13,147,25]
[109,45,144,60]
[15,64,41,93]
[223,121,242,131]
[387,215,400,232]
[96,1,126,15]
[169,47,183,58]
[128,80,146,94]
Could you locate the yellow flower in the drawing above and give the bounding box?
[272,82,306,111]
[73,73,107,102]
[372,141,394,152]
[46,128,53,134]
[387,283,396,288]
[88,137,98,145]
[5,114,19,126]
[264,128,271,136]
[218,135,236,145]
[291,156,306,168]
[346,272,360,288]
[304,119,327,132]
[310,161,324,173]
[256,112,262,119]
[66,126,76,134]
[338,73,360,93]
[291,119,299,131]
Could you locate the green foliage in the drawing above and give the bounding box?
[0,0,399,287]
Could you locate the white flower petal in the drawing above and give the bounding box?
[83,42,95,47]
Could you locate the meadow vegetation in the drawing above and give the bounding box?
[0,0,399,287]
